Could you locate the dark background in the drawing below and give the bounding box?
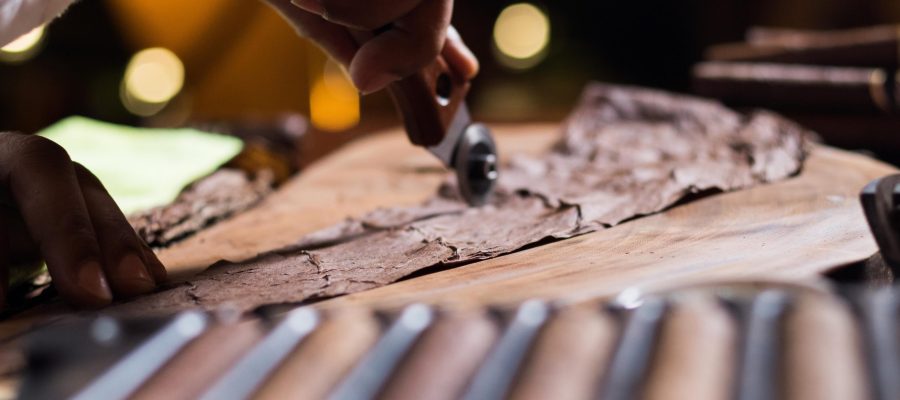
[1,0,899,161]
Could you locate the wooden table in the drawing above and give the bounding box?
[0,123,896,398]
[155,123,896,310]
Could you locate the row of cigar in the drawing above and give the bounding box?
[695,25,900,114]
[695,25,900,160]
[17,283,900,400]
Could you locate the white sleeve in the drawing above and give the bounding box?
[0,0,76,47]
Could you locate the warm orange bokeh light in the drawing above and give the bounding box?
[105,0,313,121]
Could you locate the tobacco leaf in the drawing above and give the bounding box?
[113,83,809,315]
[129,169,274,248]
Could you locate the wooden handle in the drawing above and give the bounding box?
[351,29,471,146]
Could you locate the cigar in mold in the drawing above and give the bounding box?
[693,62,895,114]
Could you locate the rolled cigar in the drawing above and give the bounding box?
[693,62,892,114]
[746,25,900,49]
[782,293,869,400]
[377,309,500,400]
[706,26,900,68]
[508,306,617,400]
[252,308,381,400]
[642,295,737,400]
[130,318,265,400]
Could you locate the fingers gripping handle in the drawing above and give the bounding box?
[350,28,471,146]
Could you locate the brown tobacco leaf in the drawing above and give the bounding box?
[503,84,808,229]
[129,169,274,248]
[116,227,455,314]
[114,83,809,315]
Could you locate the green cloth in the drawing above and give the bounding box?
[38,116,243,214]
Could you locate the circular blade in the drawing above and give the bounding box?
[454,123,499,206]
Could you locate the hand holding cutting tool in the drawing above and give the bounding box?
[350,27,499,206]
[265,0,499,206]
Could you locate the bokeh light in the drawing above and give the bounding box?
[121,47,185,116]
[0,26,46,63]
[492,3,551,70]
[310,60,360,132]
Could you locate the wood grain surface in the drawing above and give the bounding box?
[0,123,895,340]
[157,120,894,301]
[0,117,894,400]
[155,124,560,279]
[317,140,896,310]
[119,81,816,316]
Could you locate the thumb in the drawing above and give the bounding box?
[443,26,479,81]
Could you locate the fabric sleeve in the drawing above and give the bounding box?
[0,0,77,47]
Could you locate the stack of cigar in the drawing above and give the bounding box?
[13,282,900,400]
[693,25,900,163]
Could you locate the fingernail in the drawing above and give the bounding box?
[356,72,400,95]
[445,26,479,79]
[140,244,167,283]
[77,261,113,304]
[116,253,156,295]
[446,25,463,42]
[290,0,324,15]
[148,256,168,284]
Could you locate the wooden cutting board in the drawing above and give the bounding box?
[153,122,897,309]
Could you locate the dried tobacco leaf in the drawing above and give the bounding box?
[114,83,809,315]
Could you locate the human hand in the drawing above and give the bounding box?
[0,132,166,308]
[263,0,479,94]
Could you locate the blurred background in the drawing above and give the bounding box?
[2,0,900,163]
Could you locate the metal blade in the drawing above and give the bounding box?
[199,307,319,400]
[855,288,900,400]
[453,122,498,206]
[71,311,209,400]
[734,290,791,400]
[425,102,498,206]
[426,103,471,167]
[599,297,668,400]
[461,300,549,400]
[329,304,435,400]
